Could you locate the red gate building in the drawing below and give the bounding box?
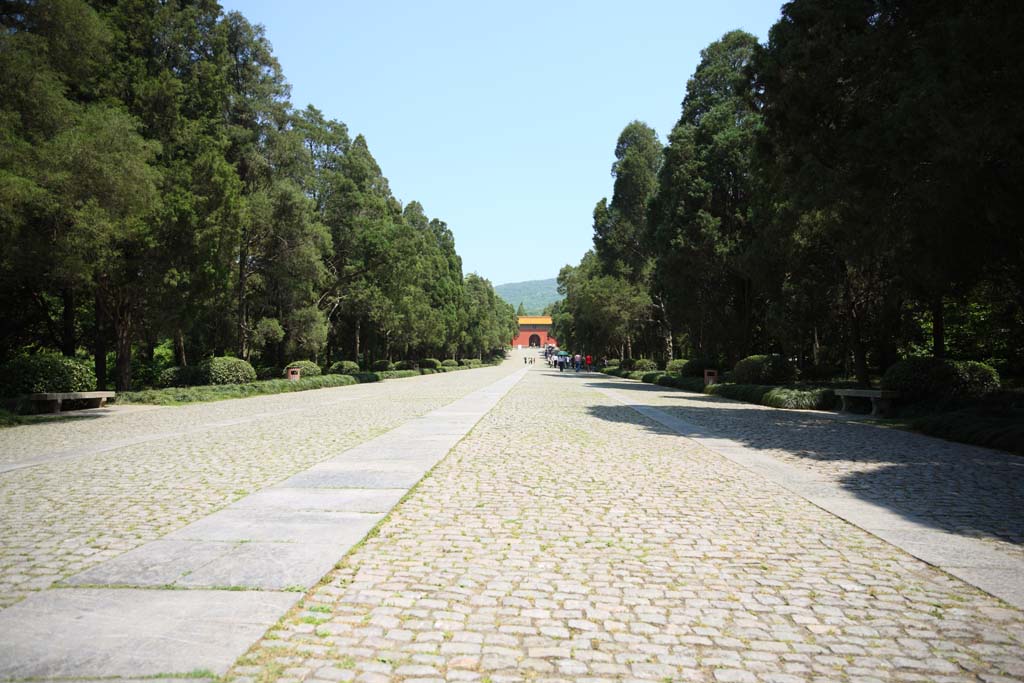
[511,315,558,348]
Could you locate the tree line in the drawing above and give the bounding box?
[0,0,517,391]
[551,1,1023,385]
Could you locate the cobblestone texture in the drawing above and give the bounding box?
[588,377,1024,561]
[0,366,518,609]
[229,365,1024,682]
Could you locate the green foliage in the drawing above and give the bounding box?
[605,358,620,367]
[284,360,321,378]
[0,353,97,396]
[256,366,282,381]
[882,357,1000,403]
[441,359,458,367]
[655,375,706,392]
[372,360,394,371]
[394,360,417,370]
[665,359,689,374]
[632,358,657,372]
[731,355,796,386]
[762,387,836,411]
[329,360,360,375]
[202,357,257,385]
[420,358,441,369]
[641,371,665,384]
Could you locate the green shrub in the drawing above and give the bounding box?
[882,357,1000,403]
[801,363,840,381]
[459,358,482,367]
[372,359,394,371]
[329,360,360,375]
[665,359,689,374]
[0,353,97,396]
[201,357,257,385]
[420,358,441,370]
[605,358,620,367]
[731,354,796,385]
[762,387,837,410]
[619,358,636,371]
[441,359,458,368]
[680,358,718,377]
[394,360,417,371]
[284,360,321,378]
[632,358,657,372]
[641,371,665,384]
[705,383,773,403]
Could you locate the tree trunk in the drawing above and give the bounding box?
[931,296,946,359]
[174,328,187,367]
[812,326,821,366]
[94,292,107,390]
[851,314,869,387]
[625,335,633,359]
[237,241,249,360]
[354,319,361,363]
[113,300,133,392]
[61,286,76,357]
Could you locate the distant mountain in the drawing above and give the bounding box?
[495,278,561,315]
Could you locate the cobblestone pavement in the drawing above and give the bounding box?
[0,365,519,610]
[230,365,1024,683]
[584,377,1024,562]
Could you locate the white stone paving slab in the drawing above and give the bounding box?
[0,588,300,678]
[229,487,406,512]
[596,383,1024,610]
[164,508,383,544]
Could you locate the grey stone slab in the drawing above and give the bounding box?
[175,541,345,590]
[281,467,426,489]
[0,588,299,678]
[233,487,406,512]
[164,508,382,544]
[63,540,232,587]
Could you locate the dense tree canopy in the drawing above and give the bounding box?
[559,4,1023,383]
[0,0,515,391]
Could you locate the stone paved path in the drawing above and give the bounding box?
[2,352,1023,682]
[228,358,1024,683]
[0,364,521,610]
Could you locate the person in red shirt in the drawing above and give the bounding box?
[585,354,592,371]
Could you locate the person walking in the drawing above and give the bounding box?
[585,354,592,371]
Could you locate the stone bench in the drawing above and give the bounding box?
[834,389,900,417]
[29,391,116,414]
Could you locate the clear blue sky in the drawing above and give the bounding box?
[220,1,782,286]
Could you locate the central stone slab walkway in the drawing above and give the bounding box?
[226,360,1024,683]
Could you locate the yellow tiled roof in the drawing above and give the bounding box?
[518,316,552,325]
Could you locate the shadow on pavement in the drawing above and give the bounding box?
[584,377,1024,549]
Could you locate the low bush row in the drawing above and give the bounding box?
[604,368,837,411]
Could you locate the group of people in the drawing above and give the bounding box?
[541,347,593,372]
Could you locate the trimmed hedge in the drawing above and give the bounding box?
[203,357,257,385]
[119,374,357,405]
[441,359,458,368]
[284,360,321,378]
[732,354,796,385]
[420,358,441,370]
[633,358,657,371]
[882,357,1000,403]
[372,359,395,371]
[329,360,360,375]
[607,367,836,411]
[0,353,97,396]
[256,366,282,381]
[394,360,417,371]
